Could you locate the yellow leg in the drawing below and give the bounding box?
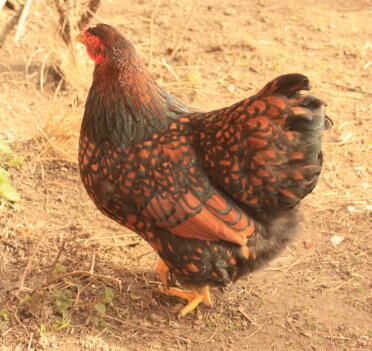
[202,286,212,307]
[159,285,212,316]
[156,259,170,287]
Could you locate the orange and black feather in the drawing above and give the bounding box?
[191,74,331,220]
[78,24,331,288]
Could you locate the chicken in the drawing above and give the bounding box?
[76,24,332,316]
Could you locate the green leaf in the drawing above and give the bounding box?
[129,294,141,302]
[0,182,20,202]
[0,311,9,321]
[22,294,32,303]
[0,168,9,183]
[102,288,113,304]
[52,318,70,330]
[95,302,106,316]
[39,323,48,337]
[7,155,24,168]
[51,288,71,322]
[53,263,66,274]
[0,143,12,154]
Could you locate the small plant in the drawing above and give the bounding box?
[0,142,23,204]
[39,323,48,338]
[50,289,72,330]
[93,287,114,326]
[0,310,10,333]
[53,263,67,275]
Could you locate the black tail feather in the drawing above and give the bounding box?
[256,73,310,98]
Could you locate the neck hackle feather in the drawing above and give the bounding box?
[82,24,188,147]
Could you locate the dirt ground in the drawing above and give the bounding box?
[0,0,371,350]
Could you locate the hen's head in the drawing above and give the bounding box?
[76,23,134,65]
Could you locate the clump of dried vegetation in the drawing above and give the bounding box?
[1,0,101,162]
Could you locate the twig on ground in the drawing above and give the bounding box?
[162,58,181,81]
[18,234,43,289]
[0,3,23,47]
[238,307,255,324]
[201,328,219,343]
[13,306,29,336]
[135,249,154,261]
[322,334,354,341]
[44,270,122,291]
[14,0,32,42]
[272,254,314,274]
[245,325,263,339]
[1,327,13,338]
[104,314,192,343]
[330,82,372,97]
[46,234,67,280]
[26,332,34,351]
[89,251,96,274]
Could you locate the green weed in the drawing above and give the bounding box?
[0,142,22,204]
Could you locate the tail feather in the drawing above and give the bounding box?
[255,74,333,210]
[255,73,310,98]
[279,80,332,206]
[194,73,332,219]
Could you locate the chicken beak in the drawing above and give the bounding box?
[75,33,85,44]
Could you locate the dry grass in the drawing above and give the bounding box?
[33,105,82,162]
[1,1,98,160]
[0,0,371,350]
